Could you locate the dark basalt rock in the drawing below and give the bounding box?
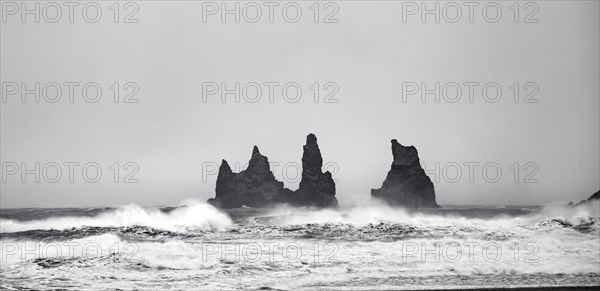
[568,190,600,207]
[207,146,292,208]
[371,139,439,208]
[208,134,337,208]
[294,134,338,208]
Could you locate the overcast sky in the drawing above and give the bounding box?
[1,1,598,208]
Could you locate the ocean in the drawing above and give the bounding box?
[0,202,599,290]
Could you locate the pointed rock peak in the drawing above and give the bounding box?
[219,159,232,173]
[252,145,261,157]
[306,133,318,145]
[248,145,270,172]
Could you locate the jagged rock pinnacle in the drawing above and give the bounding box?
[208,133,337,208]
[296,134,338,207]
[252,146,260,156]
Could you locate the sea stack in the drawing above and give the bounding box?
[371,139,439,208]
[207,134,337,208]
[294,134,338,207]
[207,146,293,208]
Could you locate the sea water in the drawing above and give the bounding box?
[1,201,599,290]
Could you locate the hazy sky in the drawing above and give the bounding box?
[1,1,599,208]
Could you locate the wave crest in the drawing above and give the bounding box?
[0,201,232,233]
[260,200,600,228]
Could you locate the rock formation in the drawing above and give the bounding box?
[371,139,439,208]
[294,134,338,207]
[589,190,600,201]
[207,134,337,208]
[207,146,292,208]
[567,190,600,207]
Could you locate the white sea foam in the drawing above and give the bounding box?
[263,200,600,228]
[0,201,232,233]
[1,201,598,290]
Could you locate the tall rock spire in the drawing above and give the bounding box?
[295,133,338,207]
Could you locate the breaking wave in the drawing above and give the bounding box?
[1,201,599,289]
[257,200,600,228]
[0,201,232,233]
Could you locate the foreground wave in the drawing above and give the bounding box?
[1,201,599,290]
[0,202,232,233]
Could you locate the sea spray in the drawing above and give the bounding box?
[1,203,598,289]
[0,201,232,233]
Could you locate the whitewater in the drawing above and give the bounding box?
[1,201,599,290]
